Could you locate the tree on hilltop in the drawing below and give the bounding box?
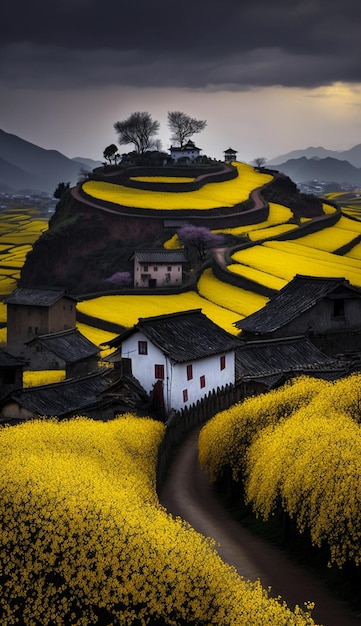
[253,156,267,169]
[53,181,70,199]
[168,111,207,148]
[103,144,120,165]
[114,112,160,154]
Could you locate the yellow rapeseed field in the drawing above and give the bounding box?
[0,416,317,625]
[82,162,273,210]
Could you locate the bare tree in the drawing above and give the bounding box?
[114,112,160,154]
[177,225,223,261]
[168,111,207,148]
[253,156,267,169]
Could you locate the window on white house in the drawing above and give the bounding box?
[200,375,206,388]
[183,389,188,402]
[138,341,148,355]
[154,266,158,271]
[154,364,164,379]
[143,264,148,271]
[186,364,193,380]
[167,266,172,272]
[220,355,226,370]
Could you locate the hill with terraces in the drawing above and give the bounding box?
[19,160,327,295]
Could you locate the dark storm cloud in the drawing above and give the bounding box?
[1,0,360,90]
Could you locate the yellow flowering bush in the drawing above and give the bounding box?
[82,163,273,211]
[245,407,361,567]
[199,377,328,482]
[0,416,317,625]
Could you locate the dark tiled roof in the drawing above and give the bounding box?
[3,369,114,417]
[4,287,77,307]
[133,250,187,263]
[0,350,24,367]
[235,335,348,381]
[235,275,360,333]
[109,309,241,362]
[26,329,99,363]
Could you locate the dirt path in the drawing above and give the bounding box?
[159,429,361,626]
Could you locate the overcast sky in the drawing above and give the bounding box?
[1,0,361,163]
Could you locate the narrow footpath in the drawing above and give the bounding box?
[160,429,361,626]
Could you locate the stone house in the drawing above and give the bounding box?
[24,328,100,378]
[132,250,187,288]
[5,287,77,357]
[235,275,361,356]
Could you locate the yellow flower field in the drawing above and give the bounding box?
[0,416,317,625]
[77,292,241,336]
[265,240,361,270]
[23,370,66,387]
[197,268,268,317]
[231,244,361,288]
[0,209,48,296]
[227,262,287,291]
[297,217,361,253]
[82,162,273,211]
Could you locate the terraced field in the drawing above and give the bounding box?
[2,164,361,348]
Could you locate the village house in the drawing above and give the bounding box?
[0,368,149,424]
[235,335,350,397]
[104,309,241,416]
[235,275,361,356]
[170,140,202,163]
[132,250,187,288]
[4,287,77,357]
[24,328,100,378]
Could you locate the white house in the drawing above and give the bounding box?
[105,309,240,415]
[132,250,187,288]
[170,140,202,163]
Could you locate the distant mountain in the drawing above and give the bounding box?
[72,156,103,169]
[269,144,361,168]
[0,129,100,194]
[272,156,361,185]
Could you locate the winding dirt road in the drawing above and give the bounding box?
[159,429,361,626]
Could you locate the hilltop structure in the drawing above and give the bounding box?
[170,140,202,163]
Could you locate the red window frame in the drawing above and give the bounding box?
[220,355,226,370]
[138,340,148,355]
[186,364,193,380]
[154,364,164,379]
[183,389,188,402]
[200,375,206,389]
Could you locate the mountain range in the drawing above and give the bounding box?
[267,144,361,186]
[0,129,102,195]
[2,128,361,194]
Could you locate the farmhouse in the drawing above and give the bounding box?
[24,328,100,377]
[235,336,349,396]
[132,249,187,288]
[235,275,361,356]
[170,140,202,163]
[5,287,77,357]
[104,309,240,416]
